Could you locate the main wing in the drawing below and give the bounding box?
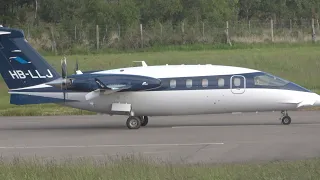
[46,74,162,101]
[84,78,133,100]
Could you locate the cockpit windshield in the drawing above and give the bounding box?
[254,73,289,87]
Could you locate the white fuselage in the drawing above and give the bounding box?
[57,65,320,116]
[64,89,316,116]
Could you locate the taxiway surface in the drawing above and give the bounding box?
[0,111,320,164]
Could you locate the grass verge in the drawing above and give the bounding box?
[0,105,95,116]
[0,156,319,180]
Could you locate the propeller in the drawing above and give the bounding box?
[61,57,68,102]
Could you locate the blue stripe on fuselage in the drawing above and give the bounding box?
[9,72,311,93]
[150,72,311,93]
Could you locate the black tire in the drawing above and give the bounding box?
[281,116,291,125]
[126,117,141,129]
[141,116,149,126]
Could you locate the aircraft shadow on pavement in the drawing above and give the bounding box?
[0,122,316,131]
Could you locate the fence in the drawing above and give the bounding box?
[16,18,320,54]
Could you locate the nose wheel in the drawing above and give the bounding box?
[280,111,291,125]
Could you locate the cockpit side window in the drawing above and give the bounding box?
[254,73,289,87]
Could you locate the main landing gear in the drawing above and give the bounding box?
[280,110,291,125]
[126,116,149,129]
[139,116,149,126]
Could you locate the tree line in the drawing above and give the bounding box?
[1,0,319,53]
[1,0,319,28]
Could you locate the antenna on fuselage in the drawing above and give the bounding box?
[73,58,83,74]
[133,61,148,67]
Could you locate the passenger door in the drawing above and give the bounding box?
[230,75,246,94]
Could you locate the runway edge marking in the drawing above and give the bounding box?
[0,142,224,149]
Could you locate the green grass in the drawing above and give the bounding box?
[1,44,320,116]
[0,105,95,116]
[0,156,320,180]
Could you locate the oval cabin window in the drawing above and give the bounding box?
[233,78,241,87]
[218,78,225,87]
[186,79,192,88]
[170,80,176,88]
[202,79,208,87]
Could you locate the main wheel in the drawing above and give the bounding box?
[141,116,149,126]
[281,116,291,125]
[126,117,141,129]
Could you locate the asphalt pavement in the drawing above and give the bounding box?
[0,111,319,164]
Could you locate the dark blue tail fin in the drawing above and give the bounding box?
[0,26,60,90]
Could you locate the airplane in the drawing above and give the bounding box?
[0,26,320,129]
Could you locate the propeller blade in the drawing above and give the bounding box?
[63,91,66,102]
[61,57,67,78]
[60,57,68,102]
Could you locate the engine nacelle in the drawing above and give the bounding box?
[47,74,162,92]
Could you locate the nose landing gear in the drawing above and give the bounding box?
[280,110,291,125]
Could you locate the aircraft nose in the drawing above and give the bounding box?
[296,93,320,108]
[315,94,320,106]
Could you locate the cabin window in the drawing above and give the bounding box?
[186,79,192,88]
[170,80,176,88]
[233,78,241,87]
[202,79,208,87]
[218,78,225,87]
